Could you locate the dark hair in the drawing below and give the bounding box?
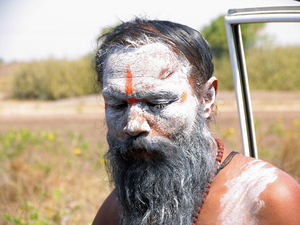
[95,18,214,93]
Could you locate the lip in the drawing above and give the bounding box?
[131,151,151,160]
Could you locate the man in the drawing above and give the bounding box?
[92,18,300,225]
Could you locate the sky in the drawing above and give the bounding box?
[0,0,299,62]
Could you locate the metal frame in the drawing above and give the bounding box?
[224,6,300,158]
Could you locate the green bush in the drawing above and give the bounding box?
[245,46,300,90]
[10,45,300,99]
[214,46,300,91]
[13,55,99,100]
[213,53,235,90]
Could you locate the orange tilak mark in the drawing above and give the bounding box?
[180,92,187,103]
[105,103,107,111]
[125,66,136,107]
[128,97,137,106]
[125,66,133,95]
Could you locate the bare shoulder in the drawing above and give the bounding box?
[92,190,120,225]
[258,164,300,225]
[223,152,300,224]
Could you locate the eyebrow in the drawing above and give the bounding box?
[159,68,175,79]
[102,87,179,100]
[102,87,127,100]
[139,91,179,100]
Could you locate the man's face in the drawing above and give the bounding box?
[102,43,199,152]
[102,43,216,224]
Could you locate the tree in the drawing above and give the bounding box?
[201,15,265,57]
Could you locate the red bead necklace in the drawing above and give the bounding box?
[192,138,224,225]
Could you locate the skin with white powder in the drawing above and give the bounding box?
[195,152,300,225]
[103,42,200,143]
[218,160,277,225]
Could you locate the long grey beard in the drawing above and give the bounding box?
[105,110,216,225]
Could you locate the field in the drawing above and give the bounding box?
[1,91,300,224]
[1,26,299,224]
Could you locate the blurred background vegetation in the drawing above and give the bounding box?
[1,15,300,225]
[0,128,109,225]
[201,15,300,91]
[0,16,300,99]
[13,54,98,100]
[0,54,98,100]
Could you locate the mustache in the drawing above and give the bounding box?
[111,135,179,161]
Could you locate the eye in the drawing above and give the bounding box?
[147,100,173,112]
[148,103,167,109]
[108,102,128,110]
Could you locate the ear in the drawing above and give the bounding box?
[201,77,218,118]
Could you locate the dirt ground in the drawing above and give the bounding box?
[1,91,300,153]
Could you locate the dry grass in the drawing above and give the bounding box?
[220,117,300,183]
[1,117,300,224]
[0,129,111,225]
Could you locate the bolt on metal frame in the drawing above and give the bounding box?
[224,6,300,158]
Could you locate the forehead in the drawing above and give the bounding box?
[104,42,188,81]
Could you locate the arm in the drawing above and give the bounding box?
[92,191,120,225]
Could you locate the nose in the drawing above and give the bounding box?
[124,104,150,137]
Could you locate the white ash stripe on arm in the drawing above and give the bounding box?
[218,160,278,225]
